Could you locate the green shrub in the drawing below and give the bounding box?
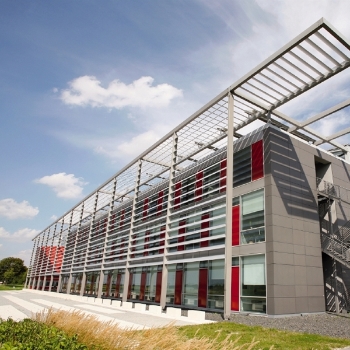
[0,318,88,349]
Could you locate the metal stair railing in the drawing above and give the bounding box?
[316,177,350,205]
[321,233,350,269]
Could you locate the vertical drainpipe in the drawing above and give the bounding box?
[160,132,178,310]
[122,159,143,303]
[224,91,234,319]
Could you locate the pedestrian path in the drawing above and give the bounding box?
[0,290,214,329]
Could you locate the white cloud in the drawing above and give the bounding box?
[35,173,88,199]
[0,198,39,220]
[0,227,40,242]
[59,76,183,109]
[0,244,2,248]
[16,249,32,266]
[50,215,58,221]
[94,129,163,160]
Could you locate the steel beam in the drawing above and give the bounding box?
[224,92,234,319]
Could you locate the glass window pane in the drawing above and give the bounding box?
[208,260,224,309]
[241,255,266,296]
[183,262,199,306]
[242,190,264,215]
[166,264,176,303]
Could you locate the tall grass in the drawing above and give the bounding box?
[34,309,268,350]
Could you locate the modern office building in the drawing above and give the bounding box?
[26,18,350,317]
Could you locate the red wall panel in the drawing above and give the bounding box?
[155,271,162,303]
[144,230,150,257]
[195,171,203,201]
[178,220,186,251]
[174,270,183,305]
[231,266,240,311]
[252,140,264,181]
[200,213,210,247]
[232,206,240,246]
[198,268,208,308]
[139,272,147,300]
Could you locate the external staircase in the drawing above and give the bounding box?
[317,178,350,312]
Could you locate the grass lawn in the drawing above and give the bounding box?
[0,284,23,291]
[179,321,350,350]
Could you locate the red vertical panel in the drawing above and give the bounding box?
[174,181,181,210]
[155,271,162,303]
[231,266,240,311]
[174,270,183,305]
[252,140,264,180]
[143,198,149,220]
[115,273,121,296]
[178,220,186,251]
[127,273,133,299]
[120,210,125,228]
[157,190,164,215]
[198,268,208,308]
[220,159,227,192]
[200,213,210,247]
[139,272,147,300]
[195,171,203,201]
[232,206,240,246]
[144,230,150,256]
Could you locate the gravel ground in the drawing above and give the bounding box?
[206,312,350,340]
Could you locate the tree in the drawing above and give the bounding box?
[0,257,27,284]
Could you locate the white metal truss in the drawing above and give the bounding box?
[29,18,350,282]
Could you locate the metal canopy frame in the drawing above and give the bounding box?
[33,17,350,241]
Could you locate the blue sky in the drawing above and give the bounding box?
[1,0,350,265]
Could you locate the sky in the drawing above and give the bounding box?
[1,0,350,265]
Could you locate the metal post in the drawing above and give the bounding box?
[82,192,100,296]
[98,177,118,299]
[224,92,234,319]
[160,132,178,309]
[80,272,86,296]
[123,159,142,303]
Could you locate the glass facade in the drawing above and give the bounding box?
[166,259,225,310]
[84,271,100,296]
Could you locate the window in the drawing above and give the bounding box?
[241,255,266,313]
[241,189,265,244]
[233,146,251,187]
[183,262,199,306]
[208,260,224,309]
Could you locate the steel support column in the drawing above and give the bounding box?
[224,92,234,319]
[98,177,118,298]
[160,132,178,309]
[123,159,142,303]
